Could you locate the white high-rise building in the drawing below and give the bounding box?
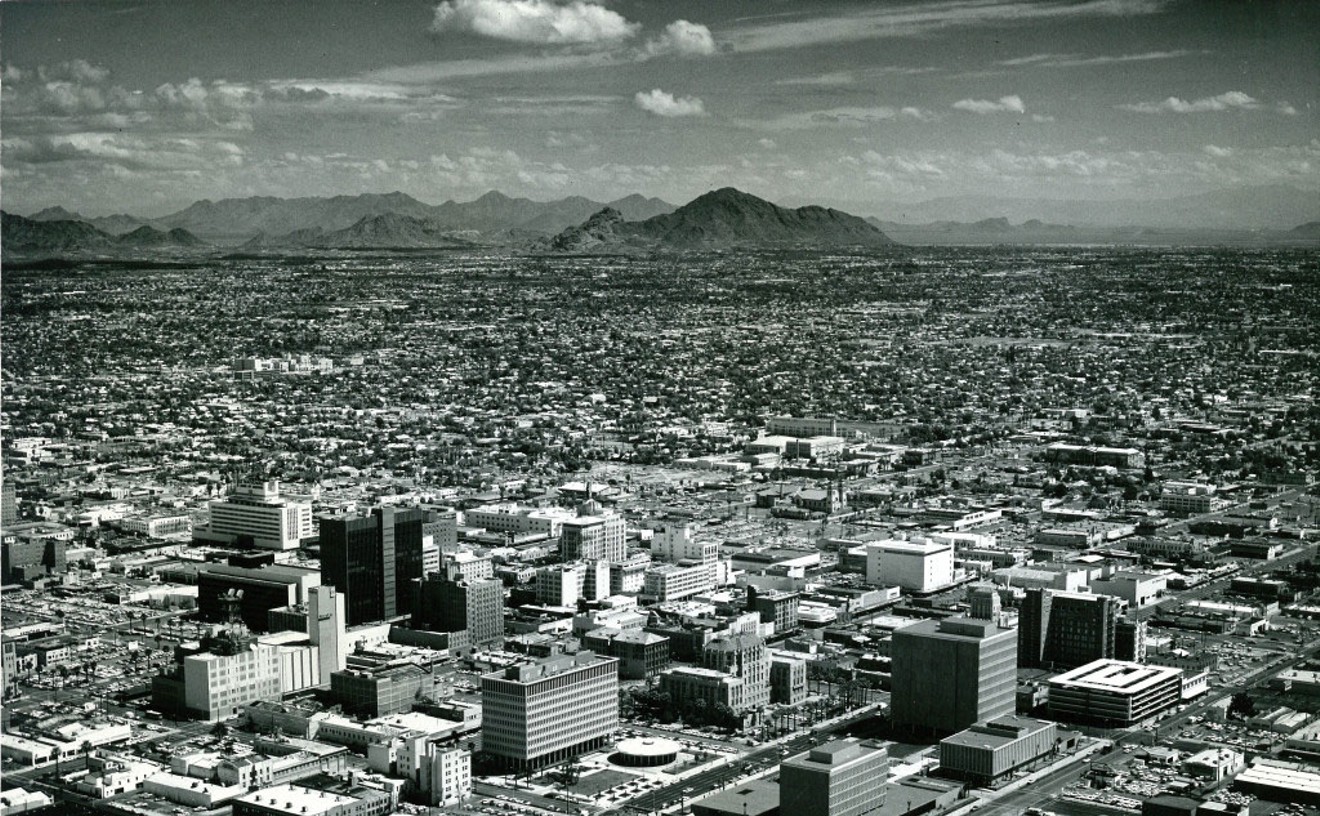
[182,637,282,721]
[865,538,955,593]
[481,651,618,771]
[307,585,347,681]
[207,481,312,551]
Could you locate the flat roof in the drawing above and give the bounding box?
[236,783,356,815]
[1050,659,1182,694]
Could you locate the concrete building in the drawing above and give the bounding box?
[1047,659,1183,726]
[703,634,770,712]
[418,746,471,807]
[1090,572,1166,608]
[585,629,669,680]
[1044,443,1144,469]
[865,539,955,593]
[464,504,574,538]
[331,661,428,718]
[967,584,1003,621]
[232,782,390,816]
[480,651,618,771]
[182,631,282,721]
[414,566,505,647]
[658,667,747,713]
[891,617,1017,734]
[307,585,347,682]
[560,504,627,563]
[770,655,808,705]
[748,587,799,635]
[780,738,888,816]
[206,482,312,551]
[644,561,715,602]
[197,563,321,633]
[1018,588,1123,670]
[938,716,1060,786]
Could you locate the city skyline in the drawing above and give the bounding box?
[2,0,1317,220]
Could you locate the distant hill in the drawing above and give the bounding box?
[2,211,114,256]
[29,206,148,235]
[543,188,894,251]
[2,211,204,258]
[154,192,438,240]
[1289,221,1320,239]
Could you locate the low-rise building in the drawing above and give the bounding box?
[938,716,1060,787]
[1048,659,1182,727]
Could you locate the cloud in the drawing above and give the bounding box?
[1203,145,1233,157]
[643,20,716,57]
[1000,50,1196,68]
[758,138,777,150]
[952,95,1025,114]
[634,89,704,118]
[1118,91,1260,113]
[430,0,639,46]
[753,105,935,130]
[724,0,1166,54]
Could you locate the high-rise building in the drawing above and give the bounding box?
[780,738,888,816]
[1,481,17,527]
[560,501,627,563]
[414,566,505,646]
[891,617,1016,734]
[319,506,426,626]
[206,481,312,551]
[1018,588,1122,670]
[481,651,618,771]
[181,628,282,721]
[307,585,347,682]
[747,587,800,635]
[967,584,1002,621]
[703,634,770,712]
[1116,618,1148,663]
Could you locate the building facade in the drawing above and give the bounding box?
[480,652,619,771]
[891,617,1017,734]
[780,738,888,816]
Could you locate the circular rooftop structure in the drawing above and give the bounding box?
[614,737,681,767]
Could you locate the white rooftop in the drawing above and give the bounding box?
[1050,659,1182,695]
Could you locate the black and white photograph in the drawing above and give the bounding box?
[1,2,1318,816]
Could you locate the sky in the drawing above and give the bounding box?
[1,0,1317,218]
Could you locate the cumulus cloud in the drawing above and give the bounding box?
[1118,91,1260,113]
[952,95,1025,114]
[1203,144,1233,157]
[431,0,639,45]
[634,88,704,118]
[758,138,777,150]
[642,20,716,57]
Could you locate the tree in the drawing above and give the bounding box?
[1228,692,1256,718]
[211,722,230,739]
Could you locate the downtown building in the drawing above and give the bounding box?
[780,738,889,816]
[480,651,619,771]
[319,506,428,626]
[204,481,313,551]
[1047,659,1183,727]
[891,617,1017,735]
[1018,588,1124,670]
[413,564,505,647]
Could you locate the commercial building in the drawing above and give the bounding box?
[196,563,322,633]
[780,738,888,816]
[770,655,808,705]
[232,781,391,816]
[658,667,747,713]
[1044,443,1145,469]
[480,651,618,771]
[464,504,574,538]
[307,585,348,683]
[320,506,427,626]
[1090,572,1166,608]
[560,503,627,563]
[644,562,715,602]
[414,566,505,647]
[331,661,427,718]
[1018,589,1123,670]
[865,539,955,593]
[181,630,282,722]
[748,587,799,635]
[585,629,669,680]
[891,617,1017,734]
[1047,659,1183,727]
[206,481,312,551]
[938,716,1060,787]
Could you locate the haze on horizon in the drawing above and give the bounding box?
[2,0,1317,224]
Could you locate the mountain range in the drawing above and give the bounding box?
[6,184,1320,259]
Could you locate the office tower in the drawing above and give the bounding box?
[481,651,619,770]
[1116,618,1148,663]
[747,586,800,635]
[2,481,16,527]
[1018,588,1122,670]
[319,506,426,626]
[560,501,627,563]
[703,634,770,711]
[536,563,585,608]
[308,585,347,680]
[780,738,888,816]
[414,566,505,646]
[891,617,1017,734]
[206,481,312,551]
[196,563,321,632]
[967,584,1002,621]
